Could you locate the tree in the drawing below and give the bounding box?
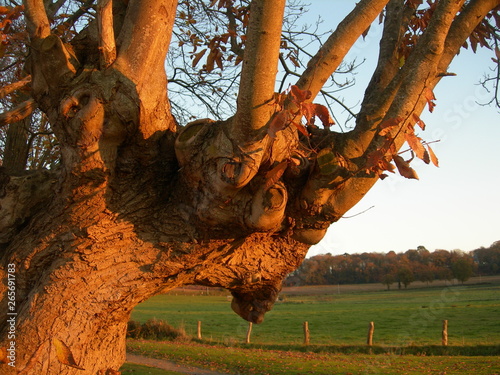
[1,0,499,373]
[382,273,395,290]
[397,267,414,289]
[452,255,475,284]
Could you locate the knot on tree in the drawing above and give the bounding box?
[230,285,280,324]
[175,119,288,234]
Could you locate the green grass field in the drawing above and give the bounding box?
[125,279,500,374]
[130,281,500,347]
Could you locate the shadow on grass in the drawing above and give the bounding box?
[230,342,500,356]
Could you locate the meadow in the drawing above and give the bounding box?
[130,278,500,347]
[124,277,500,374]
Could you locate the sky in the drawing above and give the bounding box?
[300,1,500,257]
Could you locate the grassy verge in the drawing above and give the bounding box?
[127,339,500,375]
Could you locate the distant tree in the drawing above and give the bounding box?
[473,241,500,275]
[397,267,414,289]
[452,257,474,284]
[382,273,395,290]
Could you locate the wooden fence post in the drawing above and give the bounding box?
[303,321,310,345]
[367,321,374,346]
[442,319,448,346]
[197,320,202,340]
[246,322,253,344]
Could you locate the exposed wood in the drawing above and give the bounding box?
[197,321,202,340]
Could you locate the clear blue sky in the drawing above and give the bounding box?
[302,1,500,257]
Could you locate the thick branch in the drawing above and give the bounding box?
[345,0,467,157]
[97,0,117,69]
[323,0,468,222]
[0,76,31,100]
[0,99,36,127]
[113,0,178,137]
[293,0,471,244]
[295,0,390,101]
[23,0,51,38]
[233,0,286,141]
[439,0,500,72]
[362,0,415,104]
[115,0,177,83]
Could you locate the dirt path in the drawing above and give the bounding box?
[126,353,232,375]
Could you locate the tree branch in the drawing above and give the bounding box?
[113,0,178,137]
[292,0,472,244]
[324,0,469,221]
[97,0,117,69]
[0,99,36,127]
[361,0,414,105]
[115,0,177,83]
[0,76,31,100]
[438,0,500,73]
[295,0,390,101]
[23,0,51,38]
[233,0,286,142]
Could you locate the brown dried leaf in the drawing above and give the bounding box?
[192,49,207,68]
[264,161,288,189]
[53,338,85,370]
[291,121,309,137]
[424,88,436,112]
[405,132,426,161]
[314,104,335,127]
[289,85,311,104]
[379,117,403,136]
[289,55,300,68]
[422,149,430,164]
[393,154,419,180]
[362,25,370,39]
[426,143,439,167]
[268,110,290,138]
[300,102,315,125]
[206,50,216,72]
[412,113,426,130]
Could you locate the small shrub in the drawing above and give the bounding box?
[127,319,188,341]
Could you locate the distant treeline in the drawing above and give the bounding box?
[285,241,500,289]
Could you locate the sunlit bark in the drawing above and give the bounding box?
[1,0,499,373]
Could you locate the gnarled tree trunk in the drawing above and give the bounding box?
[1,0,498,373]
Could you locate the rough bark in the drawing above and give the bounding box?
[1,0,499,373]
